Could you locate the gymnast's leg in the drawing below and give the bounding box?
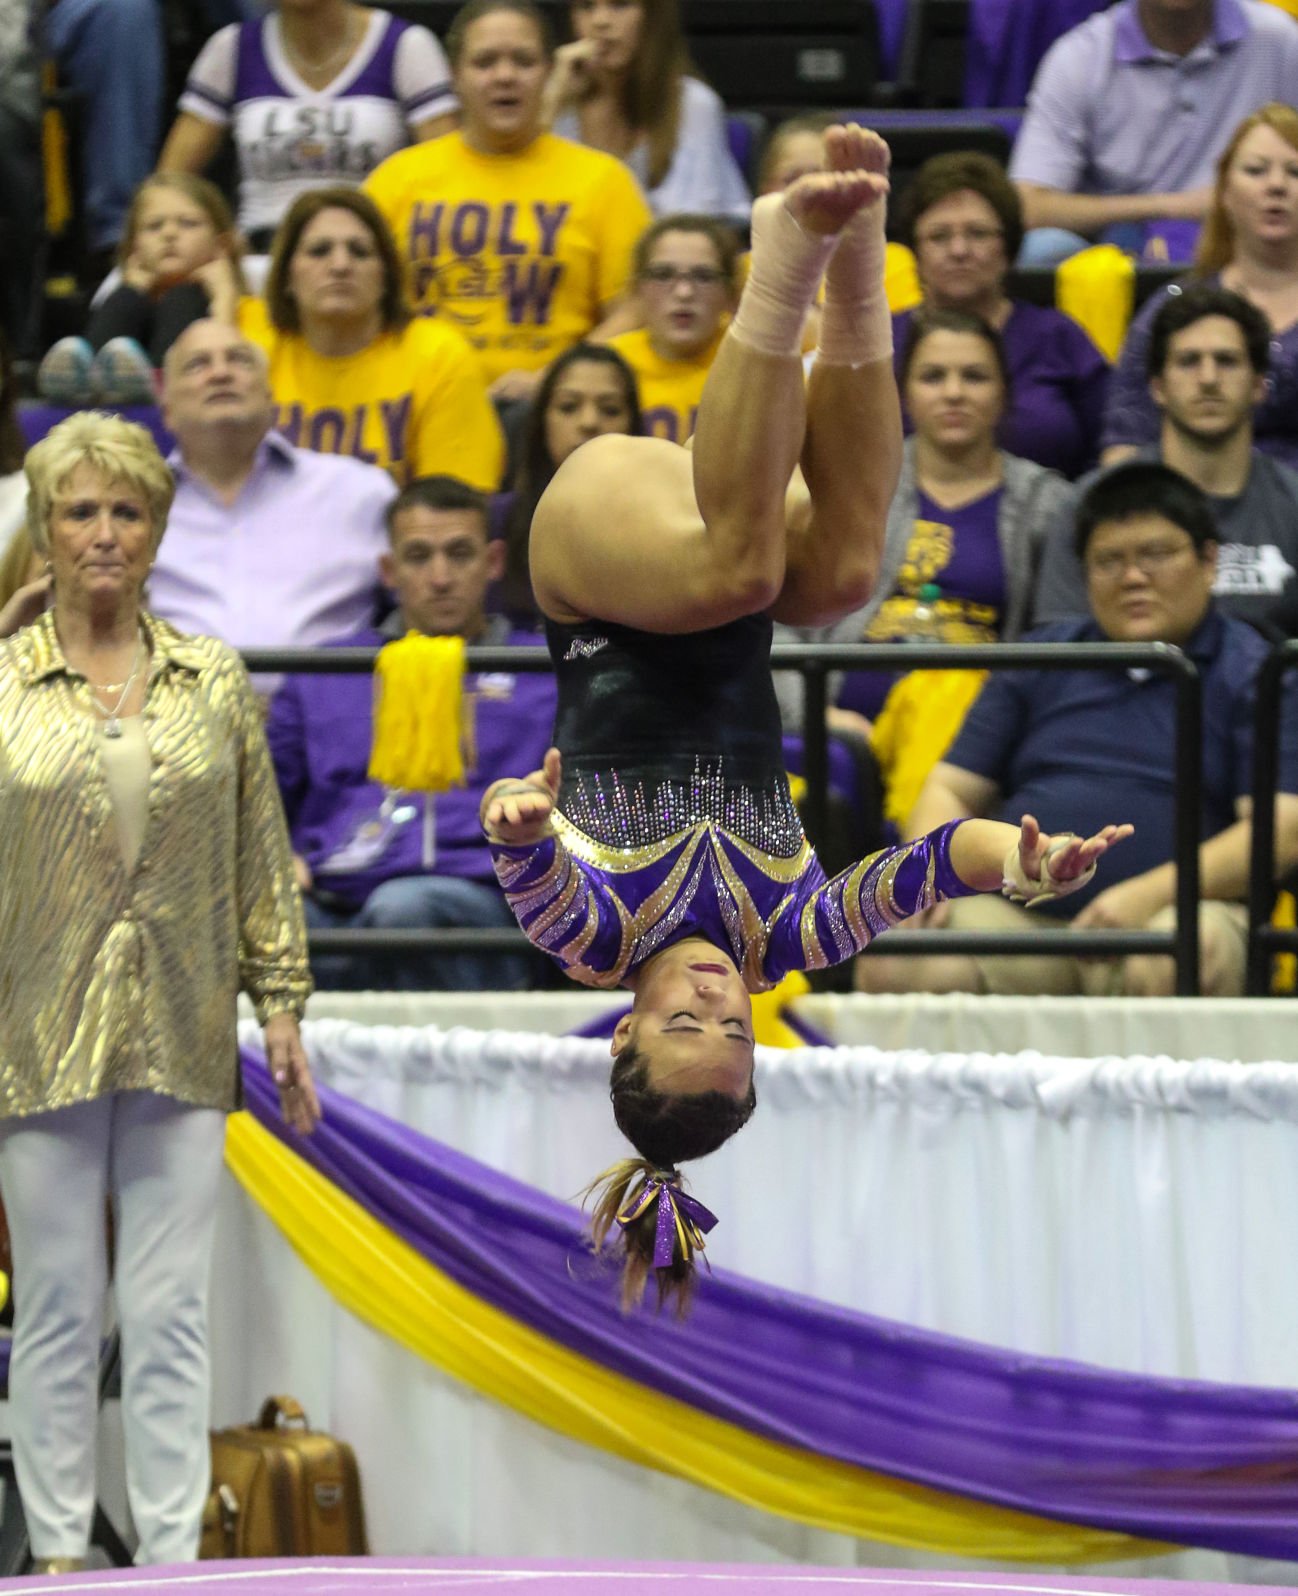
[775,125,901,627]
[528,142,889,635]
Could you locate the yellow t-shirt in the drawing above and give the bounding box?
[607,327,723,445]
[238,300,505,490]
[363,131,652,384]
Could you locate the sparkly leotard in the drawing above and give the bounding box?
[488,612,974,990]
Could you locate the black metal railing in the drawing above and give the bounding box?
[245,639,1205,994]
[1246,638,1298,996]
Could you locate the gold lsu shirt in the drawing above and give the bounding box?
[0,612,311,1119]
[606,327,724,446]
[238,298,506,489]
[364,131,651,384]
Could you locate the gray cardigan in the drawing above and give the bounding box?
[775,439,1076,729]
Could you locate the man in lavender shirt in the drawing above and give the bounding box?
[1010,0,1298,265]
[266,475,557,991]
[152,320,395,655]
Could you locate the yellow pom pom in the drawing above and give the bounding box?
[368,632,470,792]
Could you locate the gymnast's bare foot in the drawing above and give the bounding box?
[778,135,889,237]
[824,122,890,183]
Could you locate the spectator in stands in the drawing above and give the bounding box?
[153,319,395,651]
[1104,103,1298,468]
[235,187,504,488]
[0,412,315,1572]
[857,461,1298,999]
[159,0,457,256]
[0,329,25,548]
[268,474,556,990]
[543,0,749,222]
[895,152,1108,479]
[1010,0,1298,267]
[758,113,826,195]
[776,311,1072,829]
[1035,284,1298,630]
[42,0,167,275]
[606,214,736,445]
[364,0,651,402]
[0,0,39,352]
[494,341,640,621]
[38,175,245,407]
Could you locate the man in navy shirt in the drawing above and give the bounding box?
[266,475,556,991]
[858,461,1298,997]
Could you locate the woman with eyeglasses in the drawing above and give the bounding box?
[605,214,737,445]
[895,151,1108,479]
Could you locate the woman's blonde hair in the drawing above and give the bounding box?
[1195,102,1298,275]
[0,527,40,609]
[25,413,175,556]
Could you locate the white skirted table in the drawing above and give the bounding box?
[209,995,1298,1584]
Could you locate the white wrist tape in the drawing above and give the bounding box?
[1001,836,1096,909]
[730,193,838,359]
[815,206,892,368]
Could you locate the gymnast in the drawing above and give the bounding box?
[480,126,1132,1310]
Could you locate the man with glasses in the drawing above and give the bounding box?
[606,214,739,446]
[856,460,1298,998]
[1034,283,1298,631]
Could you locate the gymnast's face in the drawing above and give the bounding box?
[615,939,755,1100]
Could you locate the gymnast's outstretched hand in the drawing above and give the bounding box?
[1005,815,1136,906]
[949,815,1134,905]
[480,747,563,846]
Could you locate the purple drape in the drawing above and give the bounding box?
[244,1055,1298,1560]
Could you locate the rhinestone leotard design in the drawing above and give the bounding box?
[488,613,975,990]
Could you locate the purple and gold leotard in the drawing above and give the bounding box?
[487,612,976,990]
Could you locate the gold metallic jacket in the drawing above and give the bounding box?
[0,611,311,1119]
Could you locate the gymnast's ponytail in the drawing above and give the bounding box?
[584,1042,757,1314]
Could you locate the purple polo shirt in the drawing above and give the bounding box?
[151,432,395,648]
[896,300,1108,477]
[1010,0,1298,198]
[266,616,558,908]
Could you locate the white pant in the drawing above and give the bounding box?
[0,1092,226,1564]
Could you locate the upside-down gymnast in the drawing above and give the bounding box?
[480,126,1132,1311]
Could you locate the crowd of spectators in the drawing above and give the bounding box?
[4,0,1298,998]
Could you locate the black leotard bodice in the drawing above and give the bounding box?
[546,612,785,777]
[544,612,802,857]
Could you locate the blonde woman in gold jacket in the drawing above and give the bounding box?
[0,412,318,1571]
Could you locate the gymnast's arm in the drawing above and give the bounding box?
[769,817,1132,973]
[479,752,625,986]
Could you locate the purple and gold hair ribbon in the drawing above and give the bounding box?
[616,1173,719,1269]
